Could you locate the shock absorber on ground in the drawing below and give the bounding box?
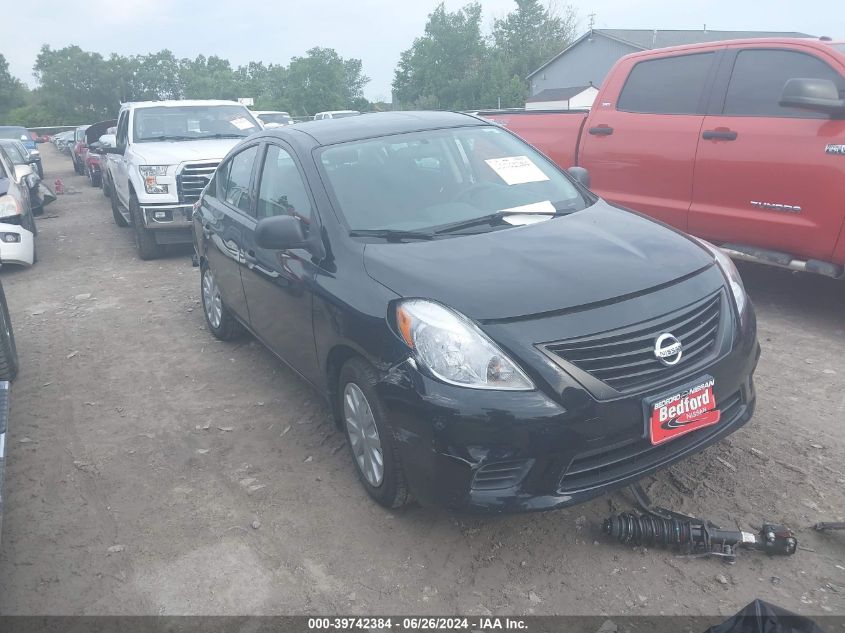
[602,483,798,560]
[603,512,798,558]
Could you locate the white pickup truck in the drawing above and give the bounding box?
[103,100,262,259]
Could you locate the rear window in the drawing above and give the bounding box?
[258,113,292,125]
[617,53,715,115]
[0,127,31,142]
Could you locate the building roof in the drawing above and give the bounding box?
[526,86,595,103]
[527,28,815,79]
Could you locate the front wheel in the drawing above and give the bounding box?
[201,264,243,340]
[338,358,410,509]
[129,194,161,260]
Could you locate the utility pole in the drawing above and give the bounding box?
[588,13,596,31]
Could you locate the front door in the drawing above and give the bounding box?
[579,50,721,230]
[113,111,131,207]
[689,45,845,262]
[239,142,321,385]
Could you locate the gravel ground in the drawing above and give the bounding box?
[0,144,843,616]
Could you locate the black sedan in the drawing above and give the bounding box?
[192,111,759,513]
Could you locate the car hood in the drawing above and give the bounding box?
[362,201,714,321]
[130,138,245,165]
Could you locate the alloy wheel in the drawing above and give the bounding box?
[343,383,384,487]
[202,267,223,329]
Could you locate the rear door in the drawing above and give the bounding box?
[197,144,261,321]
[579,49,721,229]
[689,45,845,261]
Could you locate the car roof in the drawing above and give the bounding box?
[273,111,486,146]
[121,99,246,110]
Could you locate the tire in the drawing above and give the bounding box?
[338,357,410,509]
[0,281,20,381]
[88,167,101,188]
[129,194,161,260]
[110,184,128,226]
[73,156,82,175]
[102,172,111,198]
[200,263,243,340]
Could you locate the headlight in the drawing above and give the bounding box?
[395,299,534,391]
[696,239,747,317]
[0,194,21,219]
[139,165,170,194]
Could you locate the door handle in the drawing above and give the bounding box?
[588,126,614,136]
[702,129,738,141]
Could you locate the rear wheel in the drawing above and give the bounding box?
[201,264,242,340]
[338,358,410,509]
[129,194,161,259]
[73,156,83,175]
[87,166,101,188]
[102,171,111,198]
[0,281,20,381]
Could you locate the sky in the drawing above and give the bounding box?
[4,0,844,101]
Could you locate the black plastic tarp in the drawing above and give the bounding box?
[706,600,826,633]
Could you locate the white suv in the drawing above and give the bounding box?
[104,100,261,259]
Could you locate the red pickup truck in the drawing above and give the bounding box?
[485,38,845,278]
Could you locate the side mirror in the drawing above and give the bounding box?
[24,173,39,190]
[779,78,845,116]
[255,215,307,250]
[567,166,591,189]
[38,183,57,207]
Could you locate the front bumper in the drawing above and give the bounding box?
[0,223,34,267]
[139,204,194,243]
[377,299,760,514]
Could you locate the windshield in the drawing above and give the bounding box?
[0,127,30,142]
[319,126,589,233]
[0,141,28,165]
[259,113,292,125]
[132,105,261,142]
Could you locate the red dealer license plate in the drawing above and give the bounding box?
[649,378,721,446]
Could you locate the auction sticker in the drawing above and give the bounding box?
[485,156,550,185]
[648,377,720,445]
[229,117,254,130]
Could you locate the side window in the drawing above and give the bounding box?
[206,160,230,200]
[116,112,128,151]
[256,144,313,233]
[723,49,845,118]
[617,52,715,115]
[223,145,258,213]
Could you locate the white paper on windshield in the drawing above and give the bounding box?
[499,200,555,215]
[503,214,553,226]
[230,117,254,130]
[485,156,550,186]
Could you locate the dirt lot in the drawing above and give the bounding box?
[0,144,843,617]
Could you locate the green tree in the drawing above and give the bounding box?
[492,0,577,88]
[392,3,488,110]
[286,47,369,116]
[0,54,27,121]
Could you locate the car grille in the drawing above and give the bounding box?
[544,292,723,393]
[471,459,533,491]
[177,162,218,204]
[558,390,744,493]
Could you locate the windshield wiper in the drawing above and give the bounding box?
[141,135,196,142]
[348,229,435,242]
[433,207,577,235]
[197,133,248,139]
